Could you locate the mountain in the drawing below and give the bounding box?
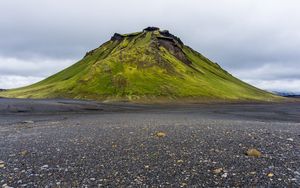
[274,91,300,98]
[0,27,281,102]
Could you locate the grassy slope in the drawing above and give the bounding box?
[0,30,281,102]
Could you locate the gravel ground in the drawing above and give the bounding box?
[0,99,299,187]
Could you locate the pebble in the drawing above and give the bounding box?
[156,131,166,138]
[22,120,34,124]
[2,184,13,188]
[246,148,262,157]
[213,168,223,174]
[41,165,49,169]
[177,159,184,163]
[221,173,228,178]
[0,160,5,168]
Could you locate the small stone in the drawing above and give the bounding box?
[90,178,96,181]
[221,173,228,178]
[177,159,184,163]
[144,165,150,169]
[2,184,13,188]
[156,131,166,138]
[267,173,274,177]
[287,138,293,141]
[213,168,223,174]
[0,160,5,168]
[41,165,49,169]
[22,120,34,124]
[246,148,262,157]
[20,150,28,156]
[181,182,187,187]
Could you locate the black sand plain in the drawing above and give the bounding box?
[0,98,299,187]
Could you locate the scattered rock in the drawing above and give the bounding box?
[144,165,150,169]
[155,131,166,138]
[177,159,184,163]
[0,160,5,168]
[286,138,293,141]
[221,173,228,178]
[245,148,262,157]
[213,168,223,174]
[180,182,187,187]
[22,120,34,124]
[2,184,13,188]
[20,150,28,156]
[267,173,274,177]
[250,171,256,175]
[41,165,49,169]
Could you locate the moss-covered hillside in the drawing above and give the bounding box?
[0,27,281,102]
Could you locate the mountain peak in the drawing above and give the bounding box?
[110,27,184,46]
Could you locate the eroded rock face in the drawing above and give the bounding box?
[157,37,192,66]
[111,33,124,41]
[159,30,184,45]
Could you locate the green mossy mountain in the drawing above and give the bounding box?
[0,27,281,102]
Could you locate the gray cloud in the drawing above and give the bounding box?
[0,57,74,77]
[0,0,299,92]
[0,75,44,89]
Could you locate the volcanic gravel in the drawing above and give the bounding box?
[0,99,299,187]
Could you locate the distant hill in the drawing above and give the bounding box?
[273,91,300,98]
[286,95,300,98]
[0,27,282,103]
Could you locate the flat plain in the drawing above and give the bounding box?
[0,98,299,187]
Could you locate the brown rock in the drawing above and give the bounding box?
[246,148,262,157]
[156,131,166,138]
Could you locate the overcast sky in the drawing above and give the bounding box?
[0,0,299,93]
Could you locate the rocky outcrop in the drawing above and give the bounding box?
[111,33,124,41]
[84,49,97,58]
[143,27,160,32]
[159,30,184,46]
[157,37,191,66]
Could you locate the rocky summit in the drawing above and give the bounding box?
[0,27,281,102]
